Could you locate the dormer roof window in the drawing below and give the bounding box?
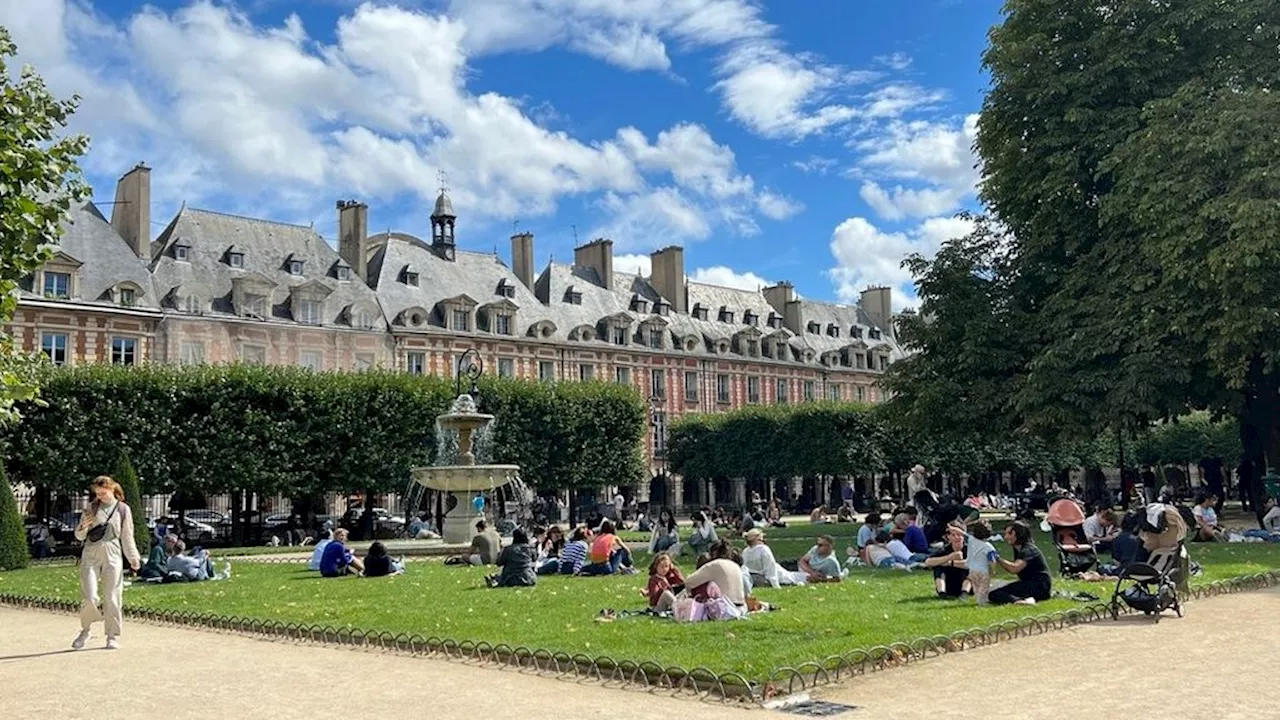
[173,242,190,262]
[807,321,820,334]
[565,286,582,305]
[631,295,649,313]
[768,313,782,329]
[226,248,245,269]
[692,304,709,321]
[744,311,757,326]
[655,299,670,316]
[335,264,353,282]
[869,327,882,340]
[718,307,734,324]
[853,326,864,339]
[496,279,517,299]
[827,324,840,337]
[400,265,419,286]
[286,256,305,276]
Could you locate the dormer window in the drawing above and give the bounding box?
[287,259,304,276]
[744,311,757,326]
[746,339,760,357]
[807,322,820,334]
[182,295,202,314]
[693,305,709,321]
[336,265,353,282]
[452,308,470,331]
[565,287,582,305]
[174,244,190,262]
[227,251,244,269]
[118,287,137,307]
[718,308,734,324]
[242,293,267,318]
[631,296,649,314]
[827,325,840,338]
[648,327,663,349]
[655,300,670,317]
[297,299,323,324]
[853,326,864,339]
[497,279,517,299]
[869,327,882,340]
[43,272,71,299]
[401,266,419,286]
[612,325,628,346]
[495,314,511,335]
[768,314,782,329]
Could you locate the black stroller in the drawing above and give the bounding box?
[1108,543,1184,622]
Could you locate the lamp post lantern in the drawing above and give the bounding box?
[456,348,483,401]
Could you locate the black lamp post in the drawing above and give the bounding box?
[456,348,483,401]
[649,394,666,504]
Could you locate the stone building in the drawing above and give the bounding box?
[10,162,906,508]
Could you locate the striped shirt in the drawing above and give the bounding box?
[559,541,588,574]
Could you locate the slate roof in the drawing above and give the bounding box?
[149,208,386,329]
[19,201,158,308]
[368,233,550,335]
[792,299,902,361]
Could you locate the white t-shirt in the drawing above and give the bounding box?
[886,539,913,562]
[613,494,625,511]
[1192,504,1218,528]
[741,543,781,587]
[1262,505,1280,532]
[1082,514,1112,542]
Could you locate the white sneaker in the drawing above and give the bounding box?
[105,636,119,650]
[71,629,91,650]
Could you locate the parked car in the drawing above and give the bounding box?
[154,515,220,544]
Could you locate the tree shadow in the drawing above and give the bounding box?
[0,648,103,663]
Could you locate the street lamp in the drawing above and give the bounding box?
[456,348,483,401]
[649,394,667,506]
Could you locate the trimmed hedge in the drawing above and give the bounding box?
[116,453,150,558]
[0,463,28,570]
[2,365,646,498]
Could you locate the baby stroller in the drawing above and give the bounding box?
[1108,543,1184,622]
[1044,498,1098,576]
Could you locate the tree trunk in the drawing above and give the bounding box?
[230,489,243,547]
[1240,358,1275,528]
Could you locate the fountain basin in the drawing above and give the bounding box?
[412,464,521,544]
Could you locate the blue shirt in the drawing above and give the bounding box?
[320,541,352,576]
[307,539,331,571]
[857,524,876,549]
[558,541,588,574]
[803,546,842,579]
[904,524,929,554]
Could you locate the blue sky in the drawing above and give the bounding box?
[1,0,1001,307]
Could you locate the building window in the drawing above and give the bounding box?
[855,352,866,370]
[404,271,419,286]
[650,369,665,399]
[243,293,268,319]
[182,295,202,314]
[613,326,628,346]
[869,328,882,340]
[354,353,375,371]
[41,333,68,366]
[879,356,889,371]
[647,327,663,349]
[746,339,760,358]
[452,308,469,331]
[298,299,323,325]
[494,314,512,336]
[776,379,788,404]
[684,371,698,403]
[228,252,244,269]
[406,352,426,375]
[804,380,815,402]
[109,337,137,366]
[616,366,631,386]
[829,384,842,401]
[336,265,352,281]
[539,361,556,382]
[43,272,71,299]
[579,364,595,382]
[857,386,867,402]
[747,376,760,404]
[498,358,514,378]
[117,287,137,307]
[566,290,582,305]
[174,245,189,261]
[652,410,667,458]
[716,374,730,403]
[240,344,266,365]
[299,350,323,371]
[288,260,304,275]
[179,341,204,366]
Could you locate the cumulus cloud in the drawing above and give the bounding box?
[827,214,975,310]
[613,253,652,276]
[755,189,803,220]
[851,113,980,221]
[689,265,771,291]
[0,0,792,246]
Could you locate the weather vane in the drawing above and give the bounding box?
[437,169,449,195]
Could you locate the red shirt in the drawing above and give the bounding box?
[645,567,685,606]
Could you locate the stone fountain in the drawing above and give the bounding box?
[411,393,520,544]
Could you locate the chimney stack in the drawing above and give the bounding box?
[649,246,686,314]
[511,232,535,291]
[337,200,370,281]
[860,286,893,334]
[573,238,614,289]
[110,163,151,258]
[763,281,802,334]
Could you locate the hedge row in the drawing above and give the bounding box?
[0,365,647,498]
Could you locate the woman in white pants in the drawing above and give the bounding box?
[73,476,140,650]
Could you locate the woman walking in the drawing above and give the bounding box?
[72,476,141,650]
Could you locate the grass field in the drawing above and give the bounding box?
[4,527,1277,682]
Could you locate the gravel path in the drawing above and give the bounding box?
[1,587,1275,719]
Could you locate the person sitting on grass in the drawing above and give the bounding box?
[581,520,635,575]
[487,528,538,587]
[922,524,970,596]
[707,539,754,598]
[642,552,685,612]
[535,525,565,575]
[989,521,1052,605]
[1243,497,1280,542]
[362,541,404,577]
[809,505,833,525]
[648,508,680,554]
[856,513,882,554]
[865,531,916,571]
[467,520,503,565]
[165,538,225,582]
[895,510,931,557]
[307,530,333,571]
[686,510,718,557]
[558,526,591,575]
[1083,508,1120,552]
[320,529,365,577]
[742,528,805,587]
[1191,492,1226,542]
[799,535,845,582]
[886,530,930,565]
[767,499,786,528]
[836,504,855,523]
[139,534,174,580]
[683,543,748,609]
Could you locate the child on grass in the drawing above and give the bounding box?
[964,521,999,605]
[642,552,685,612]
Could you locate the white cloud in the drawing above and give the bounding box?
[792,156,838,175]
[875,52,912,71]
[595,187,713,247]
[852,113,980,221]
[689,265,771,291]
[755,189,803,220]
[714,41,859,138]
[827,214,975,310]
[0,0,791,243]
[613,253,652,276]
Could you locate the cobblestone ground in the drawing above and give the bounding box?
[1,587,1275,720]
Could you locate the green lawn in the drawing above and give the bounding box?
[4,533,1276,683]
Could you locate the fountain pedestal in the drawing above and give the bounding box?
[410,394,523,545]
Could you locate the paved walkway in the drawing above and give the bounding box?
[1,588,1275,720]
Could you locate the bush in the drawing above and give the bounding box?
[116,453,149,558]
[0,463,30,571]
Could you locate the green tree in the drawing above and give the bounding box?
[0,27,90,423]
[115,453,149,559]
[0,462,29,570]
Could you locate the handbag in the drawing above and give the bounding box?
[85,503,119,543]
